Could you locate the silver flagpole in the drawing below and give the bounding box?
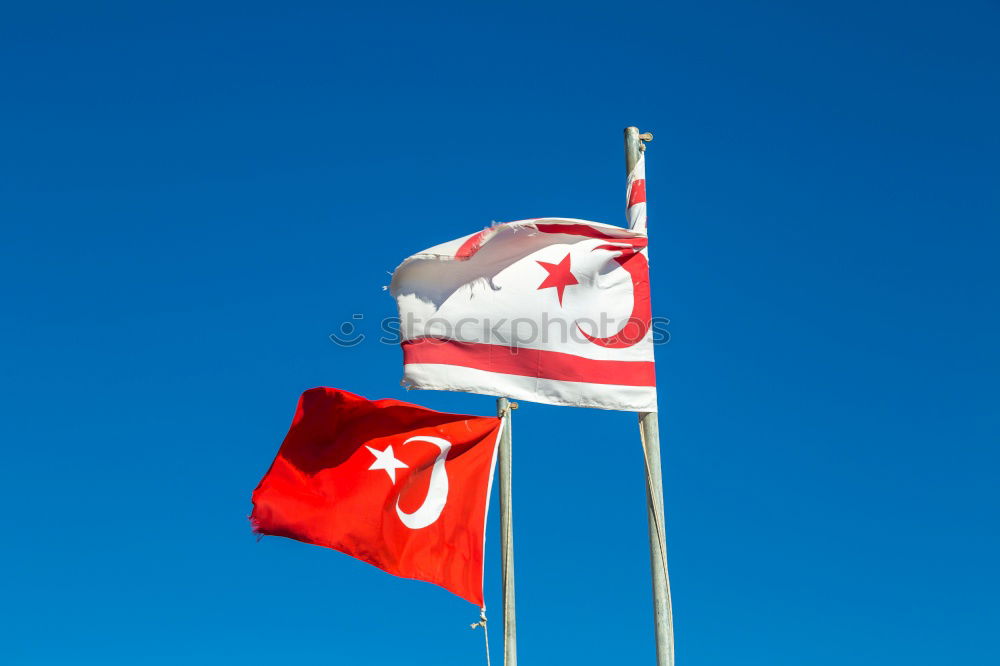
[625,126,675,666]
[496,397,517,666]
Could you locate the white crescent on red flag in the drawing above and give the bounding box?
[390,218,658,412]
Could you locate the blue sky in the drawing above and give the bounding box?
[2,1,998,664]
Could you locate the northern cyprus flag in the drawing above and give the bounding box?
[390,218,657,412]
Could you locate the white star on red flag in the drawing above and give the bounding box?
[365,444,408,483]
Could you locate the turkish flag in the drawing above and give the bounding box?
[251,388,501,605]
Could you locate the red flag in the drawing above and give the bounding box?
[251,387,501,605]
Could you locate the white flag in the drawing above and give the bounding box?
[390,218,658,412]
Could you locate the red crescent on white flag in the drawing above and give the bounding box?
[576,244,651,349]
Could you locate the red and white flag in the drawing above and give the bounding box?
[251,388,501,605]
[390,218,657,412]
[626,152,647,232]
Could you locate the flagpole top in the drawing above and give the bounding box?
[624,127,653,172]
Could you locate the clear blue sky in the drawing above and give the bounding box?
[2,2,997,664]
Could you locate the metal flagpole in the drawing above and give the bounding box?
[625,126,675,666]
[496,397,517,666]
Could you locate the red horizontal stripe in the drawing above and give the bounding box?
[533,223,647,246]
[455,228,495,259]
[402,338,656,387]
[628,179,646,207]
[454,222,645,260]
